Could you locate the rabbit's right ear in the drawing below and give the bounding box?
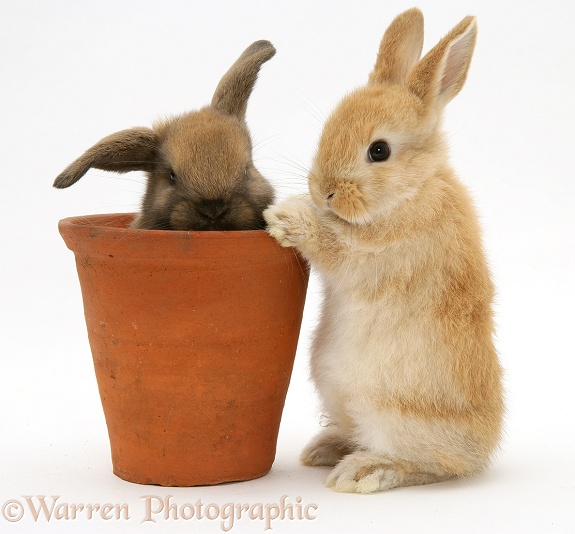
[53,127,158,188]
[369,8,424,85]
[210,40,276,119]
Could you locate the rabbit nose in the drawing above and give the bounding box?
[197,199,228,222]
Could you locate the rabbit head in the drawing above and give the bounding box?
[308,9,477,225]
[54,40,276,231]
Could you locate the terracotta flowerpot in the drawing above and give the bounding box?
[58,213,309,486]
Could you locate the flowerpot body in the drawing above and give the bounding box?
[59,213,309,486]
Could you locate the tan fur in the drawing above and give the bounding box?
[264,10,503,493]
[368,7,424,85]
[54,40,276,231]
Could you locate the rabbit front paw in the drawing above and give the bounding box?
[263,196,315,247]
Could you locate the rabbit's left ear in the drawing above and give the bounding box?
[210,40,276,119]
[407,16,477,109]
[369,8,424,85]
[53,127,158,188]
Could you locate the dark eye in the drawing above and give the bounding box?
[169,171,177,184]
[367,140,391,162]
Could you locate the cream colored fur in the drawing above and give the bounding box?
[264,8,503,493]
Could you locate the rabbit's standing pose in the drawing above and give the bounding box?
[54,40,276,231]
[265,9,503,493]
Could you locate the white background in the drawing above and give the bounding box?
[1,0,574,532]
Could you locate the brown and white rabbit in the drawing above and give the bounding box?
[264,9,503,493]
[54,40,276,231]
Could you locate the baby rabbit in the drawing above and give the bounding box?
[264,9,503,493]
[54,40,276,231]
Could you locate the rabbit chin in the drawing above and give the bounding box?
[311,181,419,226]
[328,202,372,226]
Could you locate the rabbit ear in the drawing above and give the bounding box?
[369,8,424,85]
[407,16,477,109]
[53,127,158,188]
[210,40,276,119]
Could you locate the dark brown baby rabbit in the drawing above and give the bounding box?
[54,40,276,230]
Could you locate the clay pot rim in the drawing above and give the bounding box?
[58,212,272,240]
[58,212,305,261]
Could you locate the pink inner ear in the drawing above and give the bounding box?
[440,30,475,97]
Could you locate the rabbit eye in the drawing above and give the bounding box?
[169,171,177,184]
[368,140,391,162]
